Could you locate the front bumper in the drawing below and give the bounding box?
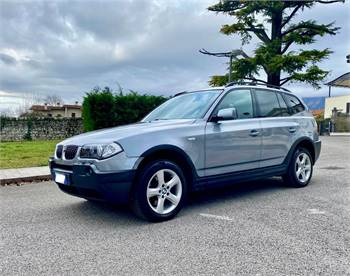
[50,159,135,204]
[314,140,321,162]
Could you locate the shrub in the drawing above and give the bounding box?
[82,87,117,131]
[82,87,167,131]
[114,91,166,126]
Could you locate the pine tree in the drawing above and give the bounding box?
[204,0,343,88]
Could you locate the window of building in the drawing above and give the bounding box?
[215,89,253,119]
[283,94,305,114]
[254,89,282,117]
[346,102,350,114]
[71,113,76,118]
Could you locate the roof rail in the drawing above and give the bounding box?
[173,91,188,97]
[225,80,291,92]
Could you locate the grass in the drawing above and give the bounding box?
[0,140,60,169]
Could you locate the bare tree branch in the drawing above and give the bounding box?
[246,22,270,43]
[281,40,294,54]
[281,4,302,29]
[199,48,250,59]
[243,77,268,84]
[280,77,292,86]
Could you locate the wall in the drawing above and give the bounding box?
[324,94,350,118]
[65,108,82,118]
[0,118,84,141]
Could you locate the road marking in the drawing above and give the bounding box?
[199,213,233,221]
[307,208,326,215]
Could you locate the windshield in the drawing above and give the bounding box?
[142,89,222,121]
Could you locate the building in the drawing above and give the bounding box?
[324,94,350,119]
[326,72,350,97]
[30,102,82,118]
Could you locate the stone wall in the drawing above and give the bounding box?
[0,118,84,141]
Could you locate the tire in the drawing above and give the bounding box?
[283,147,313,188]
[130,160,187,222]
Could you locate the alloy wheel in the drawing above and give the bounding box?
[295,152,312,183]
[146,169,182,215]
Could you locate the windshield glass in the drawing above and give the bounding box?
[142,89,222,121]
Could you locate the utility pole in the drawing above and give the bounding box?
[229,55,233,82]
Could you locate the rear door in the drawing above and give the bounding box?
[253,89,297,167]
[205,88,262,176]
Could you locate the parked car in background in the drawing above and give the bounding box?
[50,83,321,222]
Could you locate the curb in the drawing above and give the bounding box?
[0,175,52,186]
[330,132,350,136]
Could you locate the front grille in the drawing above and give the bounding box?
[64,145,79,160]
[56,145,63,158]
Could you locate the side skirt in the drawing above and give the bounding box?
[193,164,287,191]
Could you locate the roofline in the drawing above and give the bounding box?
[325,72,350,88]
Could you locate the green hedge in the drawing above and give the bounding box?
[82,87,167,131]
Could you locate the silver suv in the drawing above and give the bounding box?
[50,83,321,221]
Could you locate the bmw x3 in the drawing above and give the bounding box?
[50,83,321,222]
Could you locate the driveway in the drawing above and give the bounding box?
[1,136,349,275]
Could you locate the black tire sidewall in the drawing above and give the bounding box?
[286,147,313,187]
[132,160,187,222]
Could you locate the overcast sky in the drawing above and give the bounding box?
[0,0,349,114]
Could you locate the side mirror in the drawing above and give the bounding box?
[212,107,238,122]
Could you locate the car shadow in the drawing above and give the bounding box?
[61,177,288,225]
[187,177,287,208]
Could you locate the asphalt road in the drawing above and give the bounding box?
[1,136,350,275]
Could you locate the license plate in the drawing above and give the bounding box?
[55,172,69,185]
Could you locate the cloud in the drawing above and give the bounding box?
[0,0,349,113]
[0,53,17,65]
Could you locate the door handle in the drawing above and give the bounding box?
[288,127,297,133]
[249,130,260,137]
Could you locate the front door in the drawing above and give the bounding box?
[205,89,262,176]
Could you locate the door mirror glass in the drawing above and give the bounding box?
[215,107,238,121]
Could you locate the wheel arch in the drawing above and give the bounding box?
[286,137,316,165]
[133,145,198,191]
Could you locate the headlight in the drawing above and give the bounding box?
[79,142,123,159]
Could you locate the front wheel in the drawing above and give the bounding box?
[283,147,313,188]
[130,160,187,222]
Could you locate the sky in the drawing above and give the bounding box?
[0,0,350,115]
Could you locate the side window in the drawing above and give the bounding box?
[283,94,305,114]
[254,89,282,117]
[276,93,290,116]
[216,89,253,119]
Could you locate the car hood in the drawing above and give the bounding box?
[60,119,196,145]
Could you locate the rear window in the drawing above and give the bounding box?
[276,93,290,116]
[255,89,285,117]
[283,94,305,114]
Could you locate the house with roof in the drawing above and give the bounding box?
[30,102,82,118]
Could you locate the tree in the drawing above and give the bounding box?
[204,0,343,88]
